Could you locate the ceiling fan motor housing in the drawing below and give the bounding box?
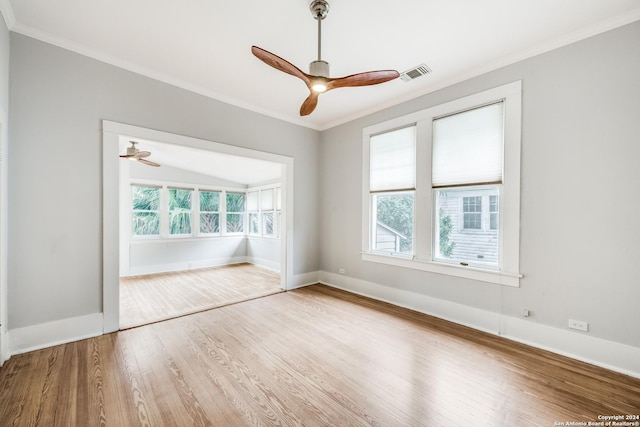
[309,60,329,77]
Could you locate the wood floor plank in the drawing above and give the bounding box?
[1,284,639,426]
[120,263,282,329]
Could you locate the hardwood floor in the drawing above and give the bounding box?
[120,263,282,329]
[1,285,639,426]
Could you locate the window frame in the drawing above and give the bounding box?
[198,189,221,236]
[167,187,193,237]
[462,196,483,230]
[225,191,246,235]
[362,81,522,287]
[129,181,248,240]
[246,185,281,239]
[130,184,161,238]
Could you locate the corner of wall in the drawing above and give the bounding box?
[289,271,321,290]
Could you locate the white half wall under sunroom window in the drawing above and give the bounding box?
[103,120,294,334]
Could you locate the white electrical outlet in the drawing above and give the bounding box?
[338,268,346,275]
[521,308,530,317]
[568,319,589,332]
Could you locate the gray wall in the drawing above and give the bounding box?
[8,33,319,329]
[0,15,8,110]
[320,21,640,348]
[0,11,10,358]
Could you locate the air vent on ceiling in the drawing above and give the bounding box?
[400,64,432,82]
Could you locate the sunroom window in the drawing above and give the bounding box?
[199,190,220,234]
[131,185,160,236]
[168,188,192,235]
[226,192,245,233]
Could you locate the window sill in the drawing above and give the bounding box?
[131,235,245,244]
[361,252,521,287]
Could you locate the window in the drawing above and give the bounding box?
[261,188,275,237]
[362,81,521,286]
[369,126,416,255]
[247,191,259,235]
[131,184,249,239]
[131,185,160,236]
[168,188,192,235]
[246,186,281,238]
[434,187,500,266]
[199,190,220,234]
[226,192,245,233]
[463,196,482,230]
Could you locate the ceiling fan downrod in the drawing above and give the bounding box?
[309,0,330,78]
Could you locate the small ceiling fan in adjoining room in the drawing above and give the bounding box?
[251,0,399,116]
[119,141,160,167]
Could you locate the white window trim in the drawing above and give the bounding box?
[362,81,522,287]
[129,179,246,240]
[246,183,282,240]
[198,189,222,237]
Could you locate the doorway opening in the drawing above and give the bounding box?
[103,121,294,333]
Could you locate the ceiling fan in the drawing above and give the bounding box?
[119,141,160,167]
[251,0,399,116]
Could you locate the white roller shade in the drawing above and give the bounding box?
[432,102,504,187]
[261,188,274,210]
[370,126,416,192]
[247,191,258,211]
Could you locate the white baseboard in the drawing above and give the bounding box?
[319,271,640,379]
[9,313,103,356]
[0,328,8,366]
[246,257,280,272]
[289,271,320,290]
[125,256,248,276]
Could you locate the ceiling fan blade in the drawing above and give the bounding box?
[138,158,160,167]
[327,70,400,90]
[251,46,311,86]
[133,151,151,159]
[300,91,320,116]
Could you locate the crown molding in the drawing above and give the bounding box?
[0,0,15,30]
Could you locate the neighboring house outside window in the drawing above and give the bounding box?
[463,196,482,230]
[490,195,499,230]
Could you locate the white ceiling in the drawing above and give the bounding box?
[5,0,640,131]
[119,138,282,186]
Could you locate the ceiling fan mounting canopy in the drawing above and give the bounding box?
[309,0,329,20]
[251,0,399,116]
